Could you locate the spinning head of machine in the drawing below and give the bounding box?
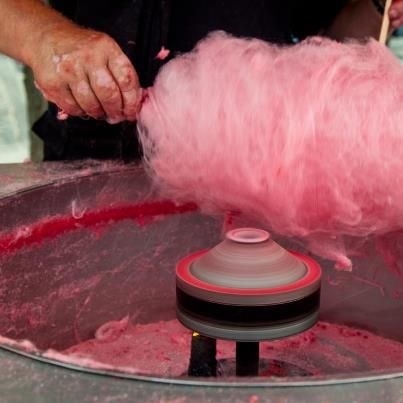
[176,228,322,342]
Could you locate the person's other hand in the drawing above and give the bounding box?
[28,23,141,123]
[390,0,403,29]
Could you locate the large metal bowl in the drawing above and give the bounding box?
[1,162,403,402]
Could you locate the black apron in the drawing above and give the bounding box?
[34,0,347,161]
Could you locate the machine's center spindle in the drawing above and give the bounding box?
[176,228,322,377]
[226,228,270,244]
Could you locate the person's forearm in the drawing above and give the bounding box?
[326,0,383,41]
[0,0,76,65]
[0,0,141,122]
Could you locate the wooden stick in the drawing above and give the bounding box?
[379,0,393,45]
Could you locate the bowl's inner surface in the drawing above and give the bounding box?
[1,169,403,383]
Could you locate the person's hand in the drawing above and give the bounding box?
[390,0,403,29]
[27,23,141,123]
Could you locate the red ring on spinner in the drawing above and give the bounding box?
[176,250,321,296]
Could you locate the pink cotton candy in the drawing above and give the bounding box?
[56,109,69,120]
[138,32,403,268]
[156,46,171,60]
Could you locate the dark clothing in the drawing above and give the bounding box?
[35,0,347,161]
[167,0,345,50]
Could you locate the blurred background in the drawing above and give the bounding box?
[0,34,403,164]
[0,55,45,163]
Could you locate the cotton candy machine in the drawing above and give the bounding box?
[1,162,403,402]
[176,228,321,377]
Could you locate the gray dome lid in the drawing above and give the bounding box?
[191,228,307,289]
